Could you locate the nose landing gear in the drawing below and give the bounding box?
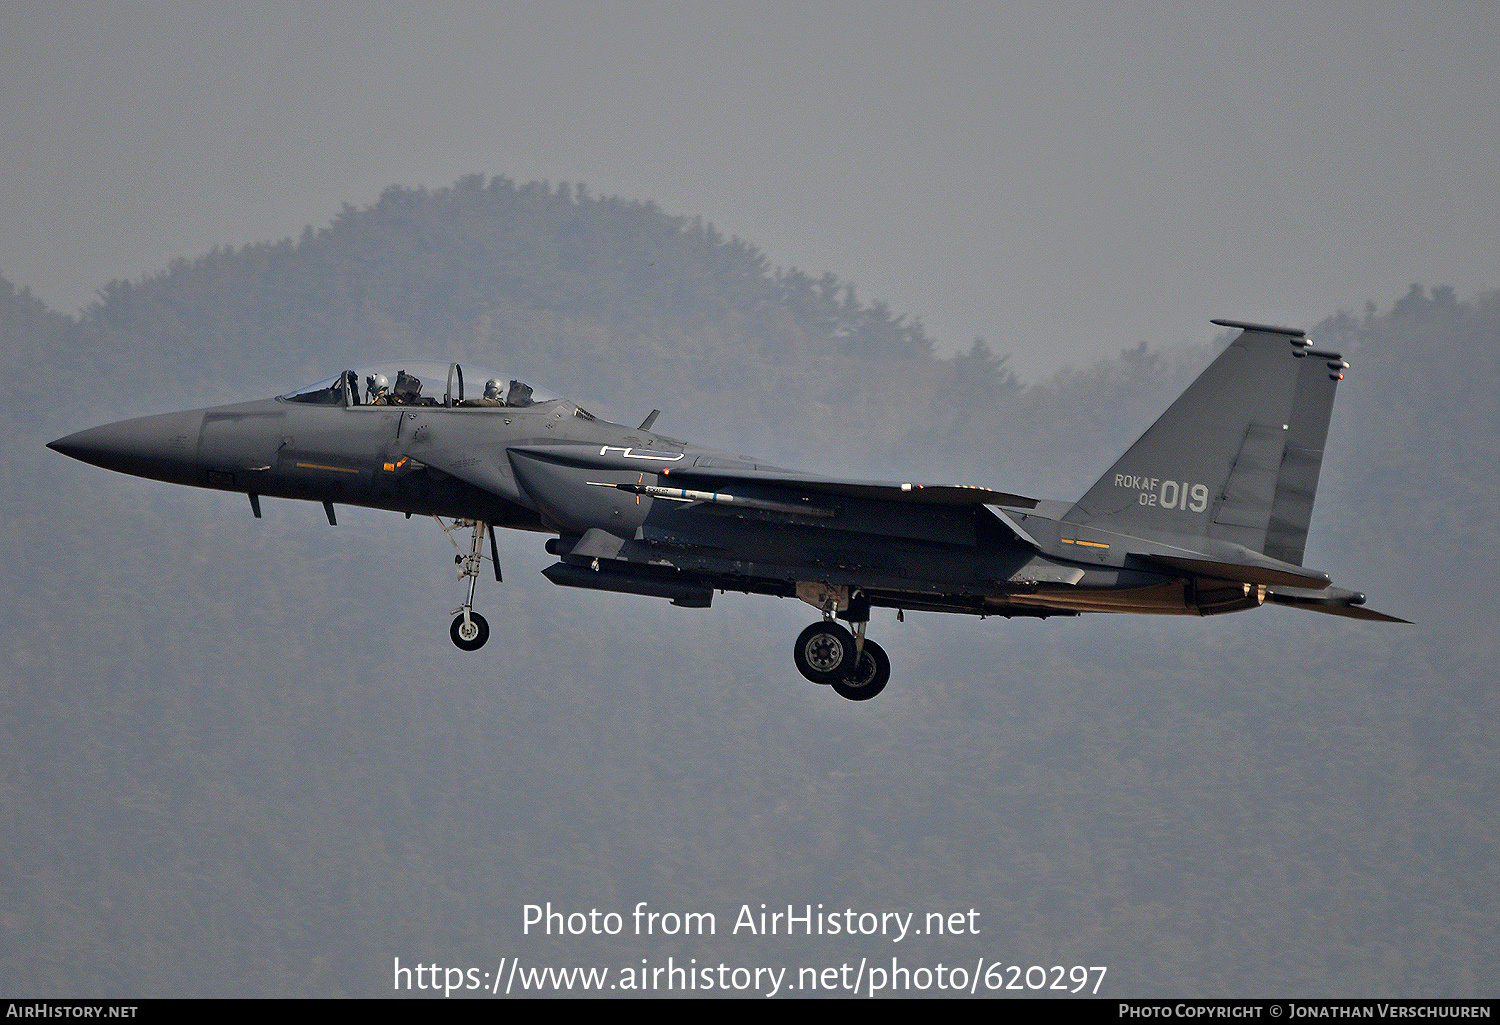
[437,516,500,650]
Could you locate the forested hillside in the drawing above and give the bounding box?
[3,179,1494,997]
[84,176,931,397]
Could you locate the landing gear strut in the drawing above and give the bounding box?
[833,638,889,701]
[438,516,500,650]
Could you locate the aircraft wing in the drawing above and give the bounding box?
[654,464,1039,509]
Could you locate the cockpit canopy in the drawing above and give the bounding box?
[281,361,558,409]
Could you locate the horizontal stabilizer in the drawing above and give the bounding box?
[1265,585,1411,623]
[1140,552,1331,589]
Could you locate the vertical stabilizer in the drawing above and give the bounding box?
[1063,320,1345,565]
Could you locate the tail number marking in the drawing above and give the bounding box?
[1116,475,1208,513]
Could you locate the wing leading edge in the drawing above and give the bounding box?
[657,464,1038,509]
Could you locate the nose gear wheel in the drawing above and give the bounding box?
[450,611,490,651]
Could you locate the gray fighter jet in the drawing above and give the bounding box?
[49,320,1404,701]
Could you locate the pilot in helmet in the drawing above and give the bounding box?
[459,379,505,407]
[367,373,391,404]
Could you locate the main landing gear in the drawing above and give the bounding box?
[792,588,891,701]
[437,516,500,651]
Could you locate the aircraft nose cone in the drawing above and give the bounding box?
[48,409,205,486]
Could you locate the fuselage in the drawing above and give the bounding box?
[49,386,1180,619]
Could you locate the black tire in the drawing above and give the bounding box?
[450,611,490,651]
[832,639,890,701]
[793,621,856,684]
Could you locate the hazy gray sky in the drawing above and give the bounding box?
[4,0,1496,377]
